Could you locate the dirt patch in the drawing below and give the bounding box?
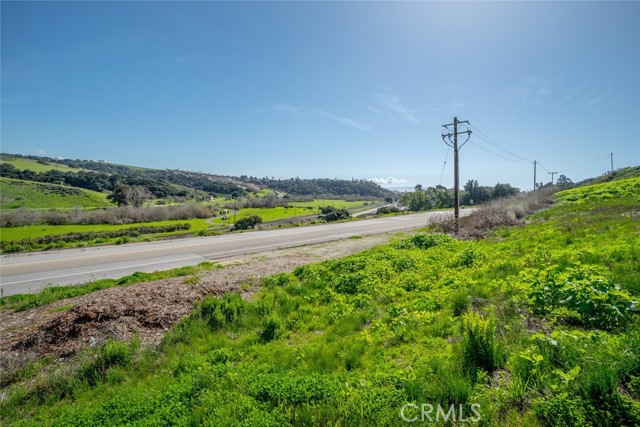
[0,232,408,374]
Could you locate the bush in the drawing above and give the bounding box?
[376,206,400,215]
[260,318,281,343]
[527,265,638,331]
[460,312,500,380]
[232,215,263,231]
[319,206,351,222]
[396,233,453,250]
[200,293,246,330]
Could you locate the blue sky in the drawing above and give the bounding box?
[2,1,638,190]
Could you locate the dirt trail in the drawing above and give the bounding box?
[0,232,406,373]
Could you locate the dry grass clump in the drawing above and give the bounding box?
[430,188,555,239]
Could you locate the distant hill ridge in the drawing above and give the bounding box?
[0,153,395,200]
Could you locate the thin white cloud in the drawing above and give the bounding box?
[584,91,611,108]
[449,99,468,109]
[507,76,553,104]
[370,176,408,185]
[265,104,371,132]
[173,54,236,67]
[35,149,47,156]
[266,104,304,116]
[313,109,372,132]
[372,92,419,123]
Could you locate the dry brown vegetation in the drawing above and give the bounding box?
[429,188,556,239]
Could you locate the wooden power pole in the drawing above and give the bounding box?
[610,152,614,174]
[548,171,558,185]
[442,117,471,233]
[533,160,538,191]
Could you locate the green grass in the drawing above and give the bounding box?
[0,157,80,173]
[210,200,374,226]
[288,199,377,210]
[0,262,219,312]
[0,199,375,252]
[0,178,111,210]
[1,178,639,426]
[0,218,213,251]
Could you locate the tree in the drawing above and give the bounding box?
[232,215,263,230]
[127,186,153,208]
[107,184,152,207]
[320,206,351,222]
[493,183,519,199]
[556,175,574,189]
[107,183,129,206]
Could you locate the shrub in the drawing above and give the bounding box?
[260,318,281,343]
[232,215,263,231]
[200,293,246,330]
[527,265,638,330]
[396,233,453,250]
[460,312,500,380]
[320,206,351,222]
[376,206,400,215]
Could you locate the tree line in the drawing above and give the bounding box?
[1,154,394,200]
[399,181,520,211]
[237,176,395,198]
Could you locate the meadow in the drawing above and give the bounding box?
[1,176,638,426]
[209,199,375,226]
[1,200,375,252]
[0,157,81,173]
[0,178,111,210]
[0,218,213,252]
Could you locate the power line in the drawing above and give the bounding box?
[467,123,532,162]
[555,154,610,173]
[438,146,450,186]
[469,136,530,164]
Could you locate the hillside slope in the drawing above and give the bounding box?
[0,153,395,200]
[1,178,639,426]
[0,178,112,210]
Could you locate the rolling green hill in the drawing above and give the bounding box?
[0,178,112,210]
[0,156,81,173]
[1,153,395,200]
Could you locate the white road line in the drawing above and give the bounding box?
[0,254,205,286]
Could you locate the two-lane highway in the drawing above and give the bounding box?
[0,210,467,296]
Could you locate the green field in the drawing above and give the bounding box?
[0,157,80,173]
[0,199,375,251]
[209,200,375,226]
[2,177,638,425]
[0,178,112,210]
[0,218,211,245]
[288,199,378,210]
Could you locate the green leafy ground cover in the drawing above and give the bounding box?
[0,178,111,210]
[2,178,639,426]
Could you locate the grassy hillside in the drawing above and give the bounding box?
[2,178,639,426]
[0,178,112,210]
[0,156,80,173]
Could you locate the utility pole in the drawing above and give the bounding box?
[442,117,471,233]
[533,160,538,191]
[548,171,558,185]
[610,152,614,174]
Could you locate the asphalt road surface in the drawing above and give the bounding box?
[0,210,467,296]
